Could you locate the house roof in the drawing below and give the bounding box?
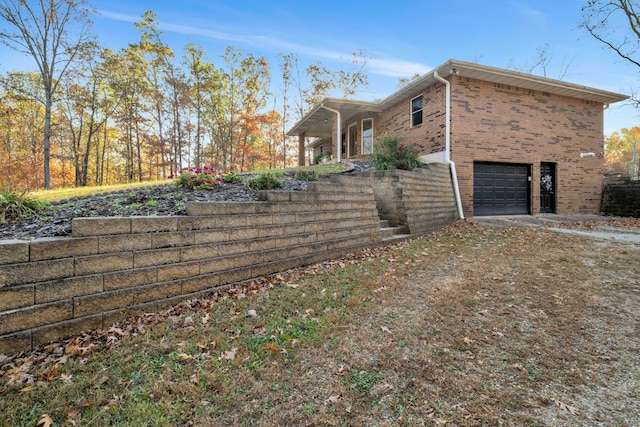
[287,59,629,137]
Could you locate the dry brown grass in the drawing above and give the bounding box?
[1,221,638,426]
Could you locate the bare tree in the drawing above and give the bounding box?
[0,0,93,188]
[581,0,640,108]
[581,0,640,68]
[509,43,573,79]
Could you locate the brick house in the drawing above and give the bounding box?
[287,59,628,217]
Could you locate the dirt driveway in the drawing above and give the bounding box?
[472,214,640,246]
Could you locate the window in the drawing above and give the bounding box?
[362,118,373,154]
[411,95,423,127]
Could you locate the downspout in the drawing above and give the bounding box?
[434,71,465,220]
[320,104,341,163]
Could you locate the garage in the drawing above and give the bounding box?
[473,162,530,216]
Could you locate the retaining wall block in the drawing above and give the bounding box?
[72,217,131,237]
[30,237,98,262]
[0,240,29,265]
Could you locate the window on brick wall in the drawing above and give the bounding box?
[411,95,423,127]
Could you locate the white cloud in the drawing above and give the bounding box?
[368,57,433,78]
[98,8,430,79]
[517,4,547,27]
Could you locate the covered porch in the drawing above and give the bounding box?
[287,98,382,165]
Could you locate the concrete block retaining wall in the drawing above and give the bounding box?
[0,182,383,354]
[335,163,459,234]
[0,167,460,354]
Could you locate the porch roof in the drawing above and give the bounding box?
[287,98,381,137]
[287,59,628,138]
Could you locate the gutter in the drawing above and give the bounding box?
[320,104,341,163]
[433,71,465,220]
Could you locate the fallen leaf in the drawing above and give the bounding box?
[201,313,210,325]
[246,309,258,317]
[117,378,132,388]
[551,397,579,415]
[512,363,528,374]
[95,375,110,387]
[60,373,74,384]
[35,414,54,427]
[190,373,202,384]
[265,343,278,353]
[65,408,81,424]
[107,394,124,407]
[220,347,237,361]
[177,353,193,362]
[37,363,60,381]
[20,384,38,393]
[462,337,473,345]
[324,395,340,405]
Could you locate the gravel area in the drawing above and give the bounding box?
[0,176,315,241]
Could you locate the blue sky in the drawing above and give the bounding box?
[1,0,637,134]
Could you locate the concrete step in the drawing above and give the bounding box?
[381,232,412,242]
[380,225,409,240]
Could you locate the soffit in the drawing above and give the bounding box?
[382,59,629,107]
[287,98,382,137]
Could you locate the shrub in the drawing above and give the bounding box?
[313,152,332,164]
[294,169,319,182]
[223,172,244,184]
[245,172,283,190]
[369,133,422,170]
[0,189,48,223]
[170,166,223,190]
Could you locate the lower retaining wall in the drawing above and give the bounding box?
[601,176,640,217]
[0,167,460,354]
[0,182,383,354]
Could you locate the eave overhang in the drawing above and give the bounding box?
[287,59,628,138]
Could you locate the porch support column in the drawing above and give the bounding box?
[298,132,306,166]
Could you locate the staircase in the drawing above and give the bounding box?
[379,219,411,242]
[328,163,459,242]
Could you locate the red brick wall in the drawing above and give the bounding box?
[450,75,605,217]
[376,83,447,154]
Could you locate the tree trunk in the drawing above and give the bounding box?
[43,93,52,189]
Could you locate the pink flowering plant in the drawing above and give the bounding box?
[170,166,224,190]
[369,133,422,170]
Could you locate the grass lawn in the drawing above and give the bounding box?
[0,222,638,426]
